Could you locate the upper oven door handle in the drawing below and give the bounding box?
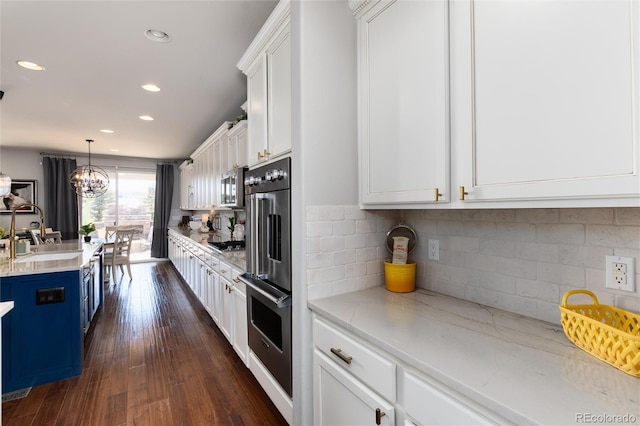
[240,273,291,308]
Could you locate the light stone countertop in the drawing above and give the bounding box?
[308,287,640,425]
[0,301,14,317]
[168,227,246,271]
[0,240,103,277]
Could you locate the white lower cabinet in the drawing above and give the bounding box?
[403,370,497,426]
[167,230,249,368]
[231,273,248,366]
[314,350,395,426]
[219,274,233,342]
[313,315,505,426]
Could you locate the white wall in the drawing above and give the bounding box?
[0,147,181,230]
[0,148,46,230]
[306,206,640,325]
[291,1,358,425]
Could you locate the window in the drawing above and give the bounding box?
[81,168,156,261]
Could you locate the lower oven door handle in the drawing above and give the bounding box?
[240,274,290,308]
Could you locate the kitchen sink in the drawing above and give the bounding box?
[13,252,82,263]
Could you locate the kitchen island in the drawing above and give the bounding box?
[309,287,639,425]
[0,241,103,393]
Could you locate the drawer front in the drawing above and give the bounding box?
[219,261,232,281]
[230,267,245,295]
[208,255,220,270]
[313,317,396,402]
[404,371,498,426]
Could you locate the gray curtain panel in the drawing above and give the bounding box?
[151,163,174,258]
[42,157,79,240]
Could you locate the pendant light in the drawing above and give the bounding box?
[0,173,11,196]
[69,139,109,198]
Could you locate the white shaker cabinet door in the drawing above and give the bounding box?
[358,0,449,205]
[403,371,498,426]
[314,351,395,426]
[247,54,268,167]
[231,277,248,367]
[219,276,233,343]
[267,23,292,161]
[452,0,639,204]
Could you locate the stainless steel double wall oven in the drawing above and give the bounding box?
[241,157,292,396]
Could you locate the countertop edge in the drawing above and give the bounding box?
[0,241,103,277]
[308,287,639,425]
[168,227,246,271]
[0,301,14,317]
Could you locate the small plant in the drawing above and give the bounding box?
[79,222,96,236]
[0,226,7,239]
[228,217,236,233]
[227,112,247,130]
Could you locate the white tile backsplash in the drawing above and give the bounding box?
[306,205,640,325]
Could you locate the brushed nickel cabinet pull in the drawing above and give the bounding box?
[375,408,386,425]
[330,347,352,365]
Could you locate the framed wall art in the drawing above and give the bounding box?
[1,179,37,214]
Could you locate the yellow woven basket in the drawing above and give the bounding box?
[559,289,640,377]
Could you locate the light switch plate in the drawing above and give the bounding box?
[605,255,635,292]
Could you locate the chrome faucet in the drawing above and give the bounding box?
[9,203,46,259]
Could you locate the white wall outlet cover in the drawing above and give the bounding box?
[428,239,439,261]
[605,255,635,292]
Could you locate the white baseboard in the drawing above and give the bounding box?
[249,351,293,425]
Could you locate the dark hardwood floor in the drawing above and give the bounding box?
[2,262,287,426]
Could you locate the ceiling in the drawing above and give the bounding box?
[0,0,278,161]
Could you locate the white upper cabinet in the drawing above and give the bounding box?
[353,0,640,208]
[186,121,230,210]
[178,160,194,210]
[266,24,291,162]
[355,0,450,206]
[228,120,249,170]
[238,0,291,168]
[246,55,268,167]
[451,0,640,206]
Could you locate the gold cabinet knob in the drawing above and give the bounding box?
[459,186,469,201]
[434,188,443,201]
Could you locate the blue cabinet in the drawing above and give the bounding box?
[1,270,82,393]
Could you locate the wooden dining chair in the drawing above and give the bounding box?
[29,229,62,245]
[103,228,135,282]
[43,231,63,244]
[105,226,119,240]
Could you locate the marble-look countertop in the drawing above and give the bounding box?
[168,227,246,271]
[0,241,103,277]
[308,287,639,425]
[0,301,14,317]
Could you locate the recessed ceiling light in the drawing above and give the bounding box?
[139,115,154,121]
[99,129,114,134]
[17,60,45,71]
[142,84,161,92]
[145,29,171,43]
[109,149,120,152]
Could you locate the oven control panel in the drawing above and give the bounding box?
[244,157,291,193]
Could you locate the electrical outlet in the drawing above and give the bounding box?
[605,256,635,292]
[428,239,439,261]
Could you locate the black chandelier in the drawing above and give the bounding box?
[69,139,109,198]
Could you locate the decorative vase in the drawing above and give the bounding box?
[84,236,91,243]
[229,232,234,241]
